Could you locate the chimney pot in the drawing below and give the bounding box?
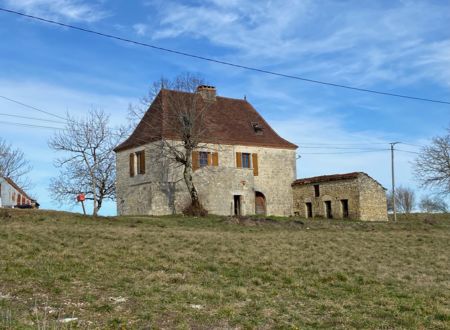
[197,85,216,101]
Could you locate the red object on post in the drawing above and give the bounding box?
[76,193,86,215]
[76,193,86,202]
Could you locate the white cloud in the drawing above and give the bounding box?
[4,0,108,22]
[133,23,148,36]
[137,0,450,89]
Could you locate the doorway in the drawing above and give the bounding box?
[324,201,332,219]
[341,199,349,219]
[305,202,313,218]
[233,195,241,216]
[255,192,266,215]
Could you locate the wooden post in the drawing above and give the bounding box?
[81,200,86,216]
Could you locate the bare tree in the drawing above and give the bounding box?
[386,191,394,212]
[395,186,416,213]
[414,128,450,195]
[129,73,211,215]
[419,195,448,213]
[49,109,126,216]
[0,138,32,189]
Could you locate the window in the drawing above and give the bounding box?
[129,153,135,177]
[136,150,146,174]
[199,151,209,167]
[314,184,320,197]
[193,151,219,171]
[130,150,145,177]
[242,153,251,168]
[251,122,264,135]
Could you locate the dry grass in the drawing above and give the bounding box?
[0,209,449,329]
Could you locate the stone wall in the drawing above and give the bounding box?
[292,174,388,221]
[358,175,388,221]
[116,141,296,216]
[292,179,360,219]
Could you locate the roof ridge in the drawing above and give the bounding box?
[114,88,298,152]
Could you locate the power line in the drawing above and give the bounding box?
[1,7,450,105]
[396,149,420,154]
[400,142,424,148]
[0,120,64,130]
[297,142,390,146]
[0,95,67,120]
[0,113,66,124]
[299,146,389,150]
[299,149,390,155]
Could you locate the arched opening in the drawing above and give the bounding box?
[255,191,266,215]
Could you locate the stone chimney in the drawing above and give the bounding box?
[196,85,216,102]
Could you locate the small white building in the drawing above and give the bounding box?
[0,176,33,208]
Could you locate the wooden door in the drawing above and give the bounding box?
[255,192,266,215]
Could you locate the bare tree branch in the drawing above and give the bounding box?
[48,109,126,216]
[396,186,416,213]
[0,138,32,190]
[414,128,450,195]
[127,73,212,215]
[419,195,448,213]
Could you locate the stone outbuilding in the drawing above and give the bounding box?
[114,86,297,216]
[292,172,388,221]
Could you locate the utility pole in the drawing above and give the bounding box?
[390,142,400,222]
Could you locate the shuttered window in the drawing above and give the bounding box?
[252,153,258,176]
[236,152,259,175]
[136,150,146,174]
[236,152,242,167]
[192,151,199,171]
[129,153,135,177]
[193,151,219,171]
[212,152,219,166]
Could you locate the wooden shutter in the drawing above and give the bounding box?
[252,153,258,176]
[212,152,219,166]
[139,151,146,174]
[236,152,242,168]
[207,152,212,166]
[192,151,199,171]
[129,153,135,177]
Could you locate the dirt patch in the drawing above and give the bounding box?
[183,201,208,217]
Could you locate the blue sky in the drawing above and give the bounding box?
[0,0,449,215]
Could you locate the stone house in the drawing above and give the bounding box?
[0,176,33,208]
[292,172,388,221]
[114,86,297,216]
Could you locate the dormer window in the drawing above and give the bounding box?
[251,122,264,135]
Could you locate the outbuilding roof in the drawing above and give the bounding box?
[114,88,297,152]
[292,172,383,187]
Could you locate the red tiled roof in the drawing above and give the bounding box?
[2,176,32,201]
[292,172,364,186]
[114,89,297,152]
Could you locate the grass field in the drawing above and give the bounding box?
[0,209,449,329]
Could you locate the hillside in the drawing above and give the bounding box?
[0,209,449,328]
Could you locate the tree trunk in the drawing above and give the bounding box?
[184,149,199,205]
[92,177,97,216]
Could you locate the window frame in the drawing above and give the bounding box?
[241,152,251,169]
[314,184,320,197]
[199,151,209,168]
[135,150,146,175]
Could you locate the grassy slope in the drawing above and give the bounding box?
[0,209,449,329]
